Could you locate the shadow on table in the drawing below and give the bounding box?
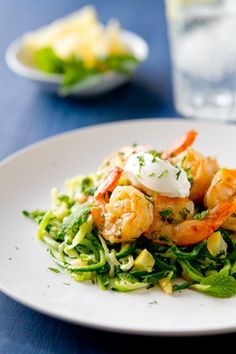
[34,77,175,126]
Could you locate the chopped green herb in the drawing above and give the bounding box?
[188,176,194,185]
[58,194,74,207]
[158,169,168,178]
[184,167,192,174]
[159,208,173,222]
[148,300,158,305]
[176,168,181,180]
[179,207,190,220]
[181,155,187,166]
[137,155,145,176]
[148,150,161,163]
[48,267,60,273]
[152,232,158,240]
[148,172,155,177]
[63,282,71,286]
[81,177,95,196]
[145,195,154,204]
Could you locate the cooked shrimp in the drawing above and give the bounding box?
[145,195,194,243]
[173,148,219,203]
[205,169,236,231]
[92,167,153,243]
[94,186,153,243]
[145,195,236,246]
[161,130,197,159]
[95,166,123,203]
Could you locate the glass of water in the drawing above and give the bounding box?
[166,0,236,121]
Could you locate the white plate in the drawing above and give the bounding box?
[1,118,236,336]
[5,30,148,97]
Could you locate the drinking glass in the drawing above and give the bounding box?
[165,0,236,121]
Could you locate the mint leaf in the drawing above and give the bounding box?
[56,202,90,241]
[100,54,139,75]
[62,58,100,88]
[192,274,236,298]
[35,47,64,73]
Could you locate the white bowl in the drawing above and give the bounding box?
[5,30,149,97]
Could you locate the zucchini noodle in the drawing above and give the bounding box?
[23,138,236,297]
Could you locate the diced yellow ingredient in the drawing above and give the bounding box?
[159,278,173,295]
[207,231,227,257]
[133,249,155,272]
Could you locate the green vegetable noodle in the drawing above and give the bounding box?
[23,135,236,298]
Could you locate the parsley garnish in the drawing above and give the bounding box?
[176,168,181,180]
[148,300,158,305]
[159,208,173,222]
[184,166,192,174]
[181,155,187,166]
[158,169,168,178]
[81,177,95,196]
[188,176,194,185]
[48,267,60,273]
[179,207,190,220]
[148,172,155,177]
[145,195,154,204]
[137,155,145,176]
[148,150,161,163]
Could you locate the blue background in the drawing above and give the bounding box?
[0,0,234,352]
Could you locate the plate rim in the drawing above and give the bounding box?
[1,117,236,336]
[1,117,235,167]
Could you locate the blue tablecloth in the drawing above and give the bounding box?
[0,0,235,352]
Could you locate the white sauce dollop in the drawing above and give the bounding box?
[124,152,190,198]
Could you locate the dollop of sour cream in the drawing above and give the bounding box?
[124,152,191,198]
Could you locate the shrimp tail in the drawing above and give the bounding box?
[205,201,236,230]
[173,201,236,246]
[161,130,198,159]
[92,167,123,227]
[95,167,123,202]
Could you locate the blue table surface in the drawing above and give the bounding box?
[0,0,235,352]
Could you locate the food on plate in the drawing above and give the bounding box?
[24,130,236,297]
[21,6,139,92]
